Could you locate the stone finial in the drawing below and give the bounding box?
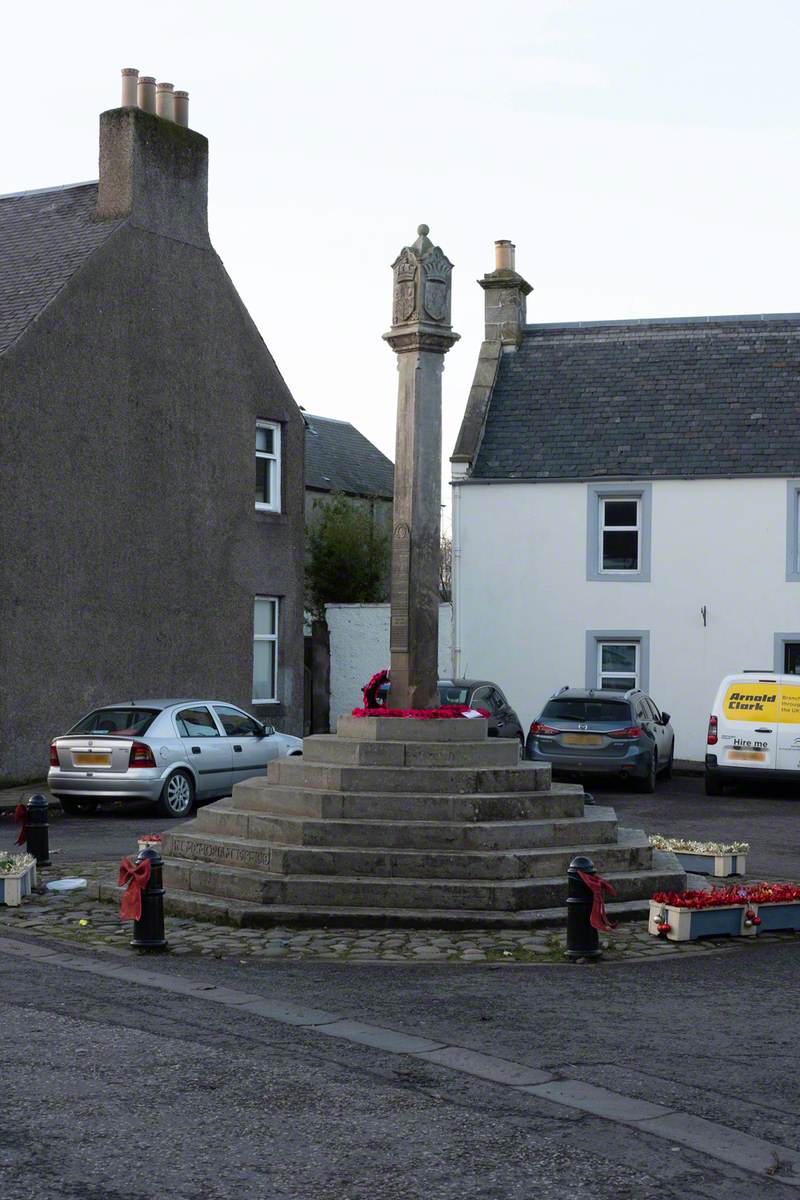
[390,224,454,330]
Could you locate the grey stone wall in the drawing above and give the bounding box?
[0,222,305,783]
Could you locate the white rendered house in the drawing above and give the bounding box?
[451,241,800,763]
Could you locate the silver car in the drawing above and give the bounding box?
[48,698,303,817]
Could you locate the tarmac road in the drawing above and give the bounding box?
[2,928,799,1200]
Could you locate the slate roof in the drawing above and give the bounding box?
[471,315,800,480]
[305,414,394,498]
[0,181,121,355]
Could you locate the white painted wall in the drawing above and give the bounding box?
[326,603,453,730]
[453,477,799,761]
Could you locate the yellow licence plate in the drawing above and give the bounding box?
[73,752,111,767]
[563,734,603,747]
[727,749,766,762]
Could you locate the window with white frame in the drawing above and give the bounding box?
[599,496,640,572]
[253,597,279,702]
[597,641,639,690]
[255,421,281,512]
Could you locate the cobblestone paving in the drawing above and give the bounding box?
[2,860,798,965]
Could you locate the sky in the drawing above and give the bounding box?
[5,0,800,510]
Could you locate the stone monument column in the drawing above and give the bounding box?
[383,225,459,710]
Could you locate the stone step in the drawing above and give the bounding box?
[149,888,663,930]
[229,778,585,823]
[267,758,550,795]
[163,840,676,912]
[164,827,649,881]
[336,715,488,742]
[190,804,618,851]
[302,734,520,768]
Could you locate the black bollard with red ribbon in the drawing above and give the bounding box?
[564,854,616,961]
[15,795,51,866]
[119,846,167,952]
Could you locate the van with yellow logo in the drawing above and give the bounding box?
[705,673,800,795]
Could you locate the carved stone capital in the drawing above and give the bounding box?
[382,324,460,355]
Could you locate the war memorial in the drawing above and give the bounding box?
[160,227,685,927]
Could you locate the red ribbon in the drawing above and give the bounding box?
[14,803,27,847]
[118,856,152,921]
[577,870,617,932]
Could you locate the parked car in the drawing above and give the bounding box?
[705,671,800,795]
[48,699,303,818]
[526,687,674,792]
[375,678,525,745]
[437,680,525,744]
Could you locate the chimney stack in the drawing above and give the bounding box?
[137,75,156,113]
[96,70,208,246]
[155,82,174,121]
[173,90,189,127]
[479,239,532,349]
[121,68,138,107]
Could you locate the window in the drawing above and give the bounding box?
[586,484,651,582]
[787,482,800,582]
[175,707,220,737]
[69,708,159,737]
[600,498,639,572]
[597,641,639,690]
[774,634,800,674]
[213,705,263,737]
[255,421,281,512]
[253,597,279,702]
[542,698,631,723]
[585,630,650,692]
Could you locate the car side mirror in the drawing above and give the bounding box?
[262,723,275,737]
[660,712,670,725]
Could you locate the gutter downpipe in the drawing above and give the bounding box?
[450,461,468,678]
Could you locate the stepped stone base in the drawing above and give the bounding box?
[160,716,686,928]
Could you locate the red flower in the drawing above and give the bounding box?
[652,883,800,911]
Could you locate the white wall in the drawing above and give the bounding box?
[326,603,453,729]
[453,477,799,761]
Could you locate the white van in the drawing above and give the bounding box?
[705,673,800,794]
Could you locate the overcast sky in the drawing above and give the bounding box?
[6,0,800,505]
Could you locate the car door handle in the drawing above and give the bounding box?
[233,745,243,752]
[755,728,773,733]
[191,746,201,755]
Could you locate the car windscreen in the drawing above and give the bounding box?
[541,700,632,723]
[438,685,471,705]
[67,708,160,737]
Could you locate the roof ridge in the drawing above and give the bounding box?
[0,179,97,202]
[524,312,800,332]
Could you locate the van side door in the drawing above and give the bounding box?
[776,681,800,772]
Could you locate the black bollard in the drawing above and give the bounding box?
[565,854,602,961]
[25,794,51,867]
[131,846,168,952]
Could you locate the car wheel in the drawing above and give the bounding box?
[705,771,724,797]
[59,798,99,817]
[636,751,658,794]
[157,770,195,818]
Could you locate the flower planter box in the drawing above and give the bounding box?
[649,899,747,941]
[0,859,37,907]
[673,851,746,877]
[649,895,800,941]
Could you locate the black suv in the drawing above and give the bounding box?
[525,687,674,792]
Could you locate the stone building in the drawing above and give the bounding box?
[0,77,305,783]
[452,240,800,761]
[304,413,394,538]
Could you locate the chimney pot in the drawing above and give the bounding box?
[138,75,156,113]
[494,240,515,272]
[121,68,139,107]
[173,90,189,127]
[156,82,175,121]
